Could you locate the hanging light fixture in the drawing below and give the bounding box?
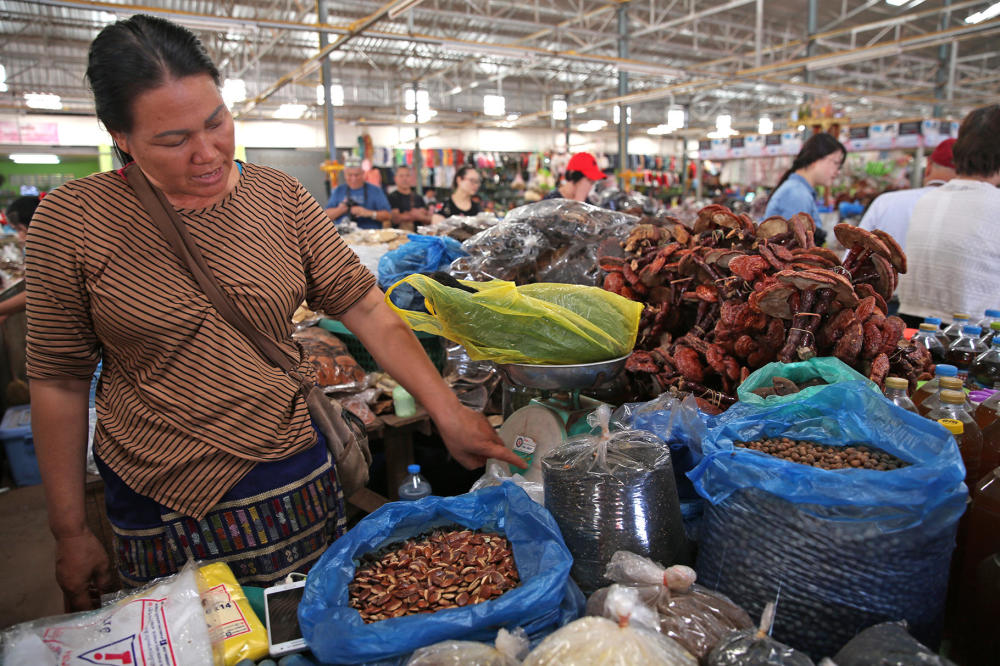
[483,94,505,116]
[552,97,568,120]
[758,116,774,135]
[24,93,62,110]
[222,79,247,107]
[316,84,345,106]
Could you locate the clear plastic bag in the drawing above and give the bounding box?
[469,460,544,504]
[292,326,367,391]
[450,222,550,283]
[832,621,957,666]
[586,551,753,661]
[523,586,697,665]
[541,405,687,593]
[1,561,214,666]
[706,603,813,666]
[405,627,530,665]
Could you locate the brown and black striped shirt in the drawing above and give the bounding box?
[26,162,375,518]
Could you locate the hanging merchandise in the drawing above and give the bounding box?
[542,405,688,594]
[690,381,968,659]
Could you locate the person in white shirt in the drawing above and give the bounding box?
[858,138,956,252]
[897,104,1000,323]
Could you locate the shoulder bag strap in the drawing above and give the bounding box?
[123,163,303,383]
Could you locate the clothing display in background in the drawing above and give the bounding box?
[897,178,1000,320]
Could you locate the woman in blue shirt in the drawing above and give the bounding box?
[764,133,846,238]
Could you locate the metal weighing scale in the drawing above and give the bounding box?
[491,355,630,483]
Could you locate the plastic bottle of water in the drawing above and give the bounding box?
[985,321,1000,346]
[398,464,432,501]
[949,325,988,385]
[912,323,947,364]
[883,377,918,413]
[970,338,1000,390]
[977,309,1000,337]
[943,313,972,344]
[924,316,951,350]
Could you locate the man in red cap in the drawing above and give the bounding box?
[545,152,610,201]
[857,137,956,252]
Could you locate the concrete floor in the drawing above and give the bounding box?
[0,483,64,629]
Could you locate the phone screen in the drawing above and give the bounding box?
[266,585,305,646]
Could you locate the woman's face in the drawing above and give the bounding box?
[457,170,481,196]
[110,74,236,208]
[809,150,845,187]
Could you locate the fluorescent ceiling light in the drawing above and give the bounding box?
[387,0,427,19]
[577,120,608,132]
[0,65,6,93]
[10,153,60,164]
[404,108,436,123]
[885,0,908,5]
[648,124,674,135]
[758,116,774,135]
[273,103,307,119]
[447,86,462,95]
[483,94,505,116]
[448,41,524,58]
[707,129,739,139]
[222,78,247,107]
[24,93,62,110]
[316,84,344,106]
[716,114,732,132]
[506,113,519,121]
[552,98,568,121]
[805,45,901,71]
[966,1,1000,23]
[617,60,685,77]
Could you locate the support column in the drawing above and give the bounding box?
[805,0,817,85]
[617,3,629,185]
[912,143,925,189]
[413,81,423,195]
[755,0,763,68]
[565,104,571,150]
[317,0,336,164]
[934,0,952,117]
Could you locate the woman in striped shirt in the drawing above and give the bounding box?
[26,14,523,610]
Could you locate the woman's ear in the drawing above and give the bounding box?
[109,131,129,157]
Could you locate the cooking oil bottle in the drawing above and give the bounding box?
[920,376,967,417]
[883,376,918,413]
[913,363,958,414]
[929,389,983,488]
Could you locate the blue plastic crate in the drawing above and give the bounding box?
[1,404,40,486]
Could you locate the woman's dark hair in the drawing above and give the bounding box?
[86,14,220,165]
[453,165,478,189]
[563,170,586,184]
[774,132,846,190]
[5,195,40,229]
[953,104,1000,177]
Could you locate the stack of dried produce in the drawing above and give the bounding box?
[602,207,932,409]
[348,528,520,623]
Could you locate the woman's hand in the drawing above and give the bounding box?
[55,529,114,611]
[434,404,526,470]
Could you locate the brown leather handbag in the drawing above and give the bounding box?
[125,164,372,497]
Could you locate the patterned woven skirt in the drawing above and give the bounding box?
[95,433,346,588]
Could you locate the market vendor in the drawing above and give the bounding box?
[544,152,609,202]
[763,133,846,246]
[388,165,431,231]
[432,165,483,222]
[324,161,392,229]
[26,14,525,611]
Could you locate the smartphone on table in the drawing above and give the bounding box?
[264,579,308,658]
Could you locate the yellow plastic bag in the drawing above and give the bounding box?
[385,276,643,364]
[197,562,269,666]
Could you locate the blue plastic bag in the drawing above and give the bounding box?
[689,381,968,659]
[736,357,880,407]
[378,235,466,311]
[299,484,583,665]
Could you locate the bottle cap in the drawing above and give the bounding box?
[924,317,942,325]
[953,313,971,321]
[937,418,964,435]
[963,325,982,336]
[884,377,908,390]
[992,321,1000,331]
[918,323,938,332]
[939,377,964,390]
[935,364,958,377]
[985,309,1000,318]
[940,389,967,404]
[407,464,420,475]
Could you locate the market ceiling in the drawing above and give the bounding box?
[2,0,998,135]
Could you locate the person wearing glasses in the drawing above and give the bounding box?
[432,166,482,222]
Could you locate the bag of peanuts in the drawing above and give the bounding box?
[299,483,585,664]
[689,380,968,660]
[522,585,698,665]
[586,551,753,662]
